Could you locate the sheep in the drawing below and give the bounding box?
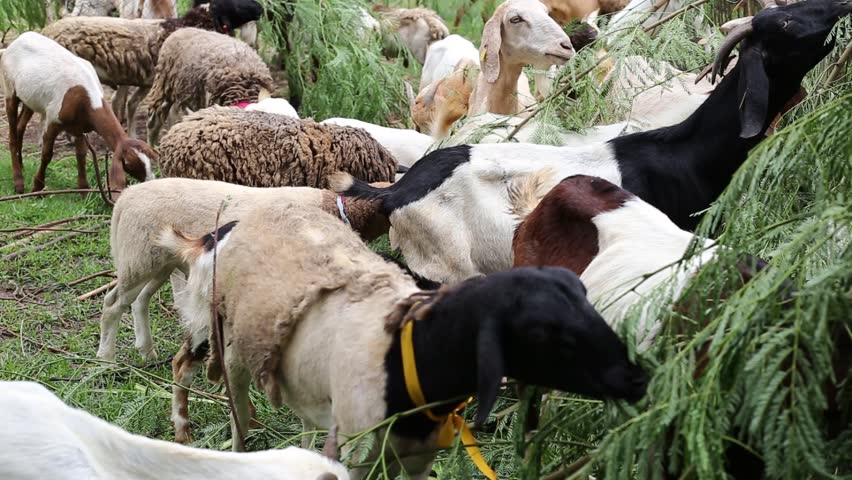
[244,97,300,118]
[156,107,396,188]
[0,381,349,480]
[159,201,648,479]
[41,6,216,137]
[145,27,274,145]
[0,32,156,196]
[412,0,576,137]
[71,0,177,19]
[320,117,432,169]
[372,5,449,65]
[95,177,391,362]
[334,0,849,284]
[419,34,480,91]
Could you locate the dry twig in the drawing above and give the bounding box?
[77,279,118,301]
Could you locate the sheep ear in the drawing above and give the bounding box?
[737,46,770,139]
[475,322,504,428]
[481,5,506,84]
[108,154,127,201]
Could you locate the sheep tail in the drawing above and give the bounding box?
[507,167,557,221]
[329,171,390,201]
[156,227,207,264]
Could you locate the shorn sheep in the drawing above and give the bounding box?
[157,107,396,187]
[159,202,648,479]
[145,27,274,145]
[42,7,216,137]
[0,381,349,480]
[96,177,391,362]
[0,32,156,195]
[336,0,850,284]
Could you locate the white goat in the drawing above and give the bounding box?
[0,32,156,196]
[0,381,348,480]
[320,117,433,168]
[245,97,300,118]
[419,34,480,90]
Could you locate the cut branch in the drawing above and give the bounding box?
[68,270,116,287]
[77,279,118,301]
[2,221,109,262]
[0,189,117,202]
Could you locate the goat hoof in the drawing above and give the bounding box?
[138,348,158,362]
[175,429,192,444]
[96,349,117,362]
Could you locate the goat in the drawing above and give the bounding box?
[96,177,390,362]
[0,32,156,196]
[160,202,648,479]
[419,34,480,91]
[411,0,576,138]
[335,0,850,284]
[0,381,349,480]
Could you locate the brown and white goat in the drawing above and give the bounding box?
[1,32,156,195]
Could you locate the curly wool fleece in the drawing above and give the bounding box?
[158,106,397,187]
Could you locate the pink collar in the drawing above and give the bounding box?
[234,101,252,109]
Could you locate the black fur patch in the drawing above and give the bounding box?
[342,145,471,215]
[201,220,238,252]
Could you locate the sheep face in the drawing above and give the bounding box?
[481,0,574,83]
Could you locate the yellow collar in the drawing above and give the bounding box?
[401,319,497,479]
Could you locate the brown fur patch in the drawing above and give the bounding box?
[384,286,454,333]
[512,175,633,275]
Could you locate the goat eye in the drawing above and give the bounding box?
[510,15,523,24]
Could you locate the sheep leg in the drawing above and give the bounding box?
[31,123,61,192]
[112,86,129,125]
[146,101,171,146]
[131,273,170,361]
[125,86,149,139]
[73,135,90,191]
[5,95,23,194]
[97,277,147,360]
[172,337,205,444]
[301,419,317,449]
[225,342,252,452]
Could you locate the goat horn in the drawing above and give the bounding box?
[710,23,753,84]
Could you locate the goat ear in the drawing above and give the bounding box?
[108,154,127,201]
[481,4,506,84]
[475,321,504,428]
[738,46,770,139]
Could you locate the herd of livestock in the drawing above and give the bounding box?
[1,0,850,478]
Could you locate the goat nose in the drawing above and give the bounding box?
[560,41,574,52]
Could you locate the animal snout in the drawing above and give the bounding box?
[560,40,574,52]
[625,367,649,403]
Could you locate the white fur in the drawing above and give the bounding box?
[607,0,713,45]
[419,35,480,90]
[1,32,104,118]
[320,118,433,168]
[389,142,620,283]
[580,199,718,348]
[71,0,176,18]
[439,112,634,146]
[136,151,155,181]
[0,381,349,480]
[245,98,300,118]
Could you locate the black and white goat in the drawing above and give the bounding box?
[335,0,852,284]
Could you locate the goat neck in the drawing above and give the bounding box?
[486,53,526,114]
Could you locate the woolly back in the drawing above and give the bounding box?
[212,203,415,406]
[158,107,397,188]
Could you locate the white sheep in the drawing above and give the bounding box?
[245,97,300,118]
[0,32,156,196]
[96,177,390,362]
[0,381,349,480]
[159,202,648,479]
[320,117,432,168]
